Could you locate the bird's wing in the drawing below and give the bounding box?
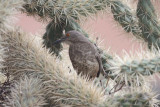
[78,42,107,77]
[95,54,106,77]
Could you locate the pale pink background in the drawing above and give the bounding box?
[15,1,160,55]
[15,1,160,95]
[16,13,141,55]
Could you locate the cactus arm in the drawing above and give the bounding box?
[6,76,46,107]
[0,0,24,26]
[137,0,160,49]
[23,0,107,26]
[106,0,141,36]
[23,0,142,37]
[109,51,160,86]
[43,21,64,56]
[106,90,159,107]
[23,0,160,49]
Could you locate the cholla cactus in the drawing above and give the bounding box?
[109,49,160,86]
[0,0,160,107]
[0,0,23,28]
[137,0,160,49]
[6,76,46,107]
[107,0,141,36]
[22,0,107,26]
[106,88,159,107]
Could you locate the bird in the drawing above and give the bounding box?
[53,30,106,79]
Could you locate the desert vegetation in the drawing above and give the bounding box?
[0,0,160,106]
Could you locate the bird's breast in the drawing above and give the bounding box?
[68,43,100,78]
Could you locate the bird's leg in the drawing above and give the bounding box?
[106,77,110,87]
[94,37,99,49]
[109,80,120,94]
[109,81,125,94]
[68,66,72,73]
[96,37,99,46]
[100,80,103,87]
[113,82,125,94]
[103,72,110,87]
[114,81,120,91]
[109,83,118,94]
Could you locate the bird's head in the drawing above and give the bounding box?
[53,30,86,45]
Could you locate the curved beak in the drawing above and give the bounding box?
[53,36,67,45]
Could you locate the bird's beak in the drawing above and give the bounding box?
[53,36,67,45]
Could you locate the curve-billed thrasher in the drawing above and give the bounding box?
[53,30,106,79]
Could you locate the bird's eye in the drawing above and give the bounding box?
[66,33,70,37]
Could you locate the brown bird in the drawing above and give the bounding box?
[53,30,106,79]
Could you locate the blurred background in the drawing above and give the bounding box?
[15,1,160,55]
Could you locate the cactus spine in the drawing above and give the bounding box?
[137,0,160,49]
[0,0,160,106]
[6,76,47,107]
